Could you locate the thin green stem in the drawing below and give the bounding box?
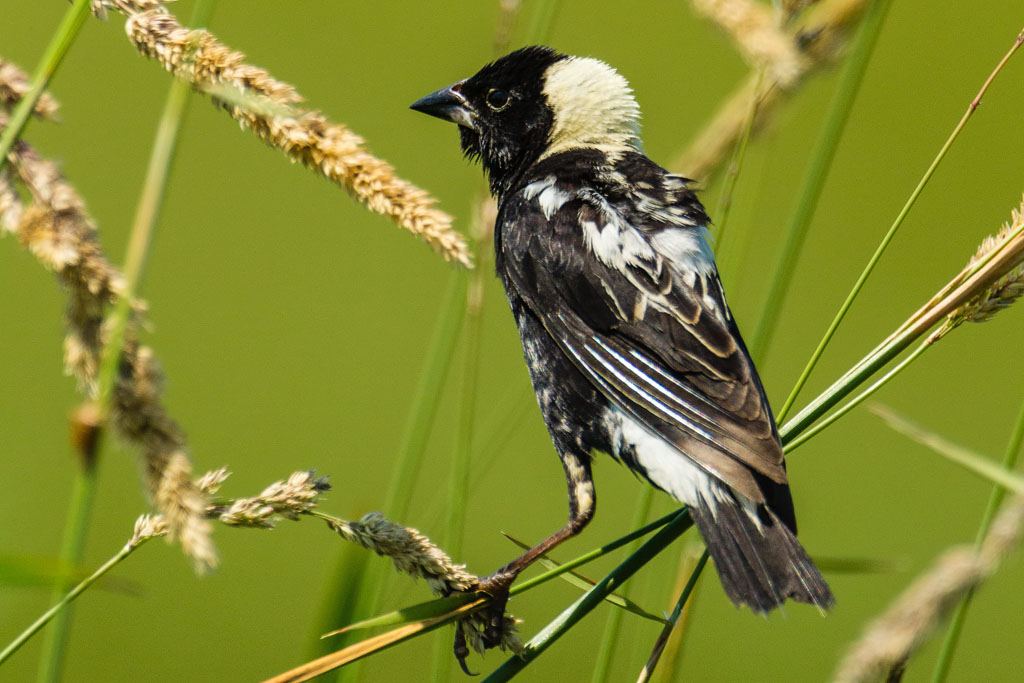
[778,24,1024,421]
[589,488,654,683]
[780,209,1024,445]
[0,536,153,667]
[783,339,928,453]
[930,395,1024,683]
[712,69,764,257]
[432,214,488,682]
[382,273,467,519]
[484,510,694,682]
[328,271,466,682]
[510,509,679,596]
[749,0,891,363]
[0,0,92,174]
[35,4,216,678]
[35,459,97,683]
[638,549,709,683]
[94,65,200,415]
[525,0,562,45]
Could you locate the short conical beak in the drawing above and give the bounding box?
[410,80,477,130]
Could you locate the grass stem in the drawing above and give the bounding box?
[749,0,891,364]
[783,339,927,453]
[637,548,709,683]
[35,3,216,679]
[0,0,92,174]
[484,510,693,682]
[589,488,654,683]
[778,23,1024,421]
[929,394,1024,683]
[0,536,153,668]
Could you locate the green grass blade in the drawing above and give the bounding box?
[778,23,1024,421]
[483,510,693,682]
[748,0,891,363]
[871,404,1024,494]
[324,271,466,680]
[510,509,678,596]
[590,487,655,683]
[783,340,928,454]
[637,548,709,683]
[931,394,1024,683]
[0,0,92,174]
[324,595,476,636]
[503,532,668,625]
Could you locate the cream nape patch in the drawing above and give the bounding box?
[540,56,643,159]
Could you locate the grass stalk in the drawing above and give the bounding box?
[929,395,1024,683]
[589,487,654,683]
[431,210,488,682]
[35,4,215,678]
[34,457,97,683]
[483,510,694,682]
[525,0,562,46]
[712,68,764,257]
[778,24,1024,421]
[326,270,466,680]
[749,0,891,363]
[637,548,709,683]
[0,0,92,174]
[780,209,1024,445]
[0,535,154,667]
[94,40,205,417]
[783,339,927,453]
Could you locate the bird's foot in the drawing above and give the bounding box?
[452,569,518,675]
[474,569,517,648]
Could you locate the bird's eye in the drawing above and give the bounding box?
[486,89,512,111]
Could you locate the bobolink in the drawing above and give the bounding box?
[412,45,833,653]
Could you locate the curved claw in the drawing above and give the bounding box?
[453,622,478,676]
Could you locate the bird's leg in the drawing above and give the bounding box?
[473,453,596,649]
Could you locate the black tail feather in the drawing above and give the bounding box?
[690,499,834,614]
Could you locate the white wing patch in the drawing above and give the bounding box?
[603,406,762,526]
[603,407,724,507]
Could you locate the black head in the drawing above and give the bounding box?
[411,46,567,196]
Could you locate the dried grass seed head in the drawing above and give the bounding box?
[832,496,1024,683]
[327,512,478,596]
[218,470,330,528]
[124,9,471,266]
[932,196,1024,342]
[0,59,60,120]
[691,0,807,87]
[7,138,212,570]
[91,0,168,21]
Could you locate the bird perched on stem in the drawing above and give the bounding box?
[411,45,833,668]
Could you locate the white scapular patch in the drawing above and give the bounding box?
[541,57,643,159]
[522,175,572,219]
[581,208,658,277]
[649,226,716,278]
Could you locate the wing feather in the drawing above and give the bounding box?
[500,170,785,499]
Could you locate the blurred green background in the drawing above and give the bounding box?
[3,1,1024,681]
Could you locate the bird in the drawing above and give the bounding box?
[410,45,834,654]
